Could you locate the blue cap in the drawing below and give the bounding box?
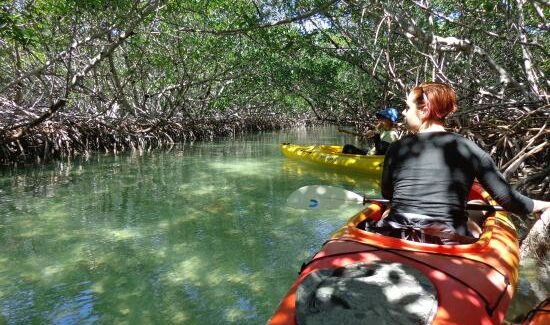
[376,107,399,123]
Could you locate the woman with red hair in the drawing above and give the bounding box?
[376,82,549,244]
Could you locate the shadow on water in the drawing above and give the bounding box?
[0,126,543,324]
[0,127,371,324]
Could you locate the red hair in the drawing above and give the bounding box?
[410,82,457,120]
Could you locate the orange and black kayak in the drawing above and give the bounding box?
[269,184,519,325]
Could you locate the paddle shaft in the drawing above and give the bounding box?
[287,185,505,212]
[364,198,504,211]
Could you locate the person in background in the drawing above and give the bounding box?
[341,107,400,156]
[374,82,550,244]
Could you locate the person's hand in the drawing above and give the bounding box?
[532,200,550,214]
[540,207,550,225]
[365,130,376,138]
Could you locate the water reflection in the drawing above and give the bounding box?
[0,127,372,324]
[0,126,542,324]
[48,284,98,325]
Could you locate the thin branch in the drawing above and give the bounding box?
[176,0,338,35]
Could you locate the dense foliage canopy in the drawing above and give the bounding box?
[0,0,548,195]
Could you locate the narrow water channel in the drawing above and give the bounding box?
[0,127,376,324]
[0,126,544,324]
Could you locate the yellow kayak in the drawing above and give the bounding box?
[280,143,384,175]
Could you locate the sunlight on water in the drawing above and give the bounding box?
[207,160,280,176]
[0,126,541,324]
[106,229,143,241]
[0,127,374,324]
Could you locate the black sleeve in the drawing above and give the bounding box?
[381,142,396,200]
[375,137,391,155]
[476,152,534,215]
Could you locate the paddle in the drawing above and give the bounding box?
[337,127,362,137]
[287,185,504,211]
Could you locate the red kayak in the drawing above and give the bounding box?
[269,184,519,325]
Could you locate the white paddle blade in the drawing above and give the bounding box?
[286,185,365,210]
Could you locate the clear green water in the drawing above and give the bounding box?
[0,127,379,324]
[0,126,544,324]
